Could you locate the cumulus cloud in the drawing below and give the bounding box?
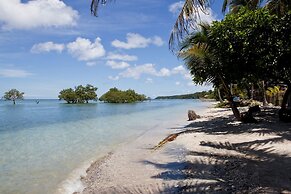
[119,63,171,79]
[159,68,171,77]
[0,69,32,78]
[152,36,164,47]
[175,81,181,85]
[169,1,217,24]
[108,75,120,81]
[169,1,184,15]
[172,65,186,74]
[146,78,153,84]
[0,0,79,30]
[86,62,97,66]
[115,64,192,80]
[106,60,130,69]
[107,52,138,61]
[171,65,192,80]
[111,33,164,49]
[31,42,65,53]
[67,37,106,61]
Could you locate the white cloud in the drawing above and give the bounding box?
[111,33,164,49]
[86,62,97,66]
[172,65,186,74]
[152,36,164,46]
[0,69,32,78]
[146,78,153,84]
[169,1,217,24]
[108,75,119,81]
[169,1,184,15]
[67,37,106,61]
[184,72,192,80]
[159,68,171,77]
[116,64,192,80]
[187,81,195,86]
[170,65,192,80]
[31,42,64,53]
[198,8,217,24]
[107,52,138,61]
[119,64,156,79]
[106,60,130,69]
[175,81,181,85]
[119,63,171,79]
[0,0,78,30]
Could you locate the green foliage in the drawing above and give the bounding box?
[209,9,291,84]
[155,90,216,100]
[180,8,291,95]
[58,84,97,104]
[3,89,24,104]
[99,88,147,103]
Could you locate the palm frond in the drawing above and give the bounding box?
[222,0,264,14]
[91,0,113,16]
[169,0,211,51]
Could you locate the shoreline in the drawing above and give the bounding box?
[77,105,291,193]
[54,101,213,194]
[77,104,214,193]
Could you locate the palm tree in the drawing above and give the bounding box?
[222,0,291,15]
[179,23,243,120]
[90,0,290,48]
[222,0,263,13]
[90,0,211,50]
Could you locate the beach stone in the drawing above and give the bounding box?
[188,110,201,121]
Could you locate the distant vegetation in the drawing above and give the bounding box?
[99,88,147,103]
[58,84,97,104]
[155,90,216,100]
[3,89,24,105]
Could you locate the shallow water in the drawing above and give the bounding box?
[0,99,211,194]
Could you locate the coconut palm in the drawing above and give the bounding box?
[222,0,264,13]
[90,0,290,48]
[90,0,211,49]
[222,0,291,15]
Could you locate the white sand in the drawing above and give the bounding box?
[79,106,291,193]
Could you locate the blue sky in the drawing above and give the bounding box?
[0,0,224,99]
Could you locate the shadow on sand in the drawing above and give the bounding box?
[97,108,291,193]
[142,108,291,193]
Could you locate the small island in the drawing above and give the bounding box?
[58,84,98,104]
[99,87,147,103]
[155,90,216,100]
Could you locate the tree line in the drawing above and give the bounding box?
[155,90,216,100]
[1,86,147,104]
[179,7,290,122]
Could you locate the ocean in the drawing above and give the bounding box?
[0,99,211,194]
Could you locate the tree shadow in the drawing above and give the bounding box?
[142,139,291,193]
[141,107,291,193]
[94,108,291,193]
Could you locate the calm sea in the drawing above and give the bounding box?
[0,99,211,194]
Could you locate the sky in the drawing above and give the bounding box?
[0,0,224,99]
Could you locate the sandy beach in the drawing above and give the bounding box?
[79,105,291,193]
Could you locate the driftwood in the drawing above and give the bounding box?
[188,110,201,121]
[152,133,180,150]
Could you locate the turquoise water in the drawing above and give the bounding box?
[0,99,210,194]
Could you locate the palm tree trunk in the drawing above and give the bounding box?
[251,83,254,100]
[262,81,268,106]
[281,84,291,109]
[229,96,242,121]
[217,88,223,103]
